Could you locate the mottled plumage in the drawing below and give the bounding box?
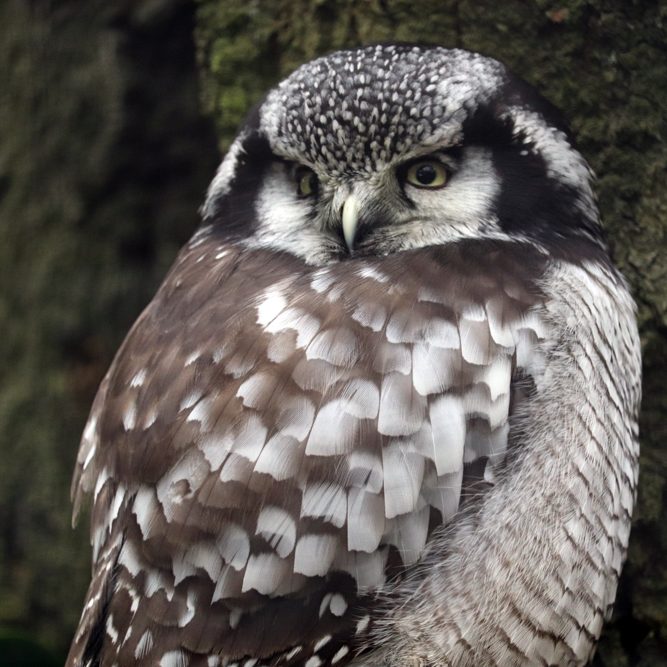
[67,45,641,667]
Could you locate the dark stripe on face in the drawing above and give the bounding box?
[491,142,606,253]
[462,95,605,258]
[458,72,607,259]
[206,102,276,241]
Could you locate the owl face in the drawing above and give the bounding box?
[203,45,601,265]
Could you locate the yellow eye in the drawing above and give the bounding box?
[295,167,319,197]
[404,160,449,189]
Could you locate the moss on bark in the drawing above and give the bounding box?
[195,1,667,663]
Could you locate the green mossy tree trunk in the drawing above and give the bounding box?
[194,1,667,664]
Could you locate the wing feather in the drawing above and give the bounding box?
[67,236,549,666]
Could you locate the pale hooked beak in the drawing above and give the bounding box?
[341,194,360,251]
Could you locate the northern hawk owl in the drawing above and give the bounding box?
[67,45,641,667]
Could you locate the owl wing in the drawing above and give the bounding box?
[67,233,549,666]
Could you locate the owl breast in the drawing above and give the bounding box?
[73,234,550,664]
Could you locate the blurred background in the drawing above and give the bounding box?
[0,0,665,664]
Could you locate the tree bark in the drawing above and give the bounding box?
[194,1,667,665]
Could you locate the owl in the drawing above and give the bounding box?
[66,45,641,667]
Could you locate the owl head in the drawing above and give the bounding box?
[201,45,602,264]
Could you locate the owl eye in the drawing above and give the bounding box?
[403,159,449,189]
[294,166,319,197]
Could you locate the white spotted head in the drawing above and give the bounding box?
[202,45,602,264]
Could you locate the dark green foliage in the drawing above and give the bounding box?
[0,630,60,667]
[0,0,218,660]
[194,1,667,664]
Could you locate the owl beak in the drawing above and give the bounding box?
[341,194,360,251]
